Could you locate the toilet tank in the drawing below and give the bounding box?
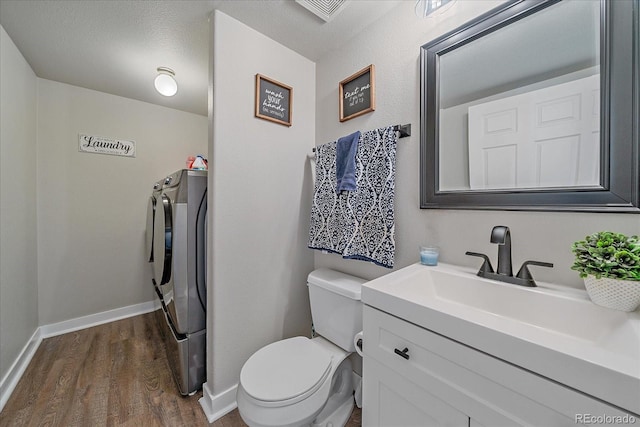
[307,268,365,352]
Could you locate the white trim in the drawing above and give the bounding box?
[196,372,362,422]
[199,382,238,423]
[0,328,42,412]
[0,299,160,411]
[39,300,159,338]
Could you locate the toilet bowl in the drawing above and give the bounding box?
[237,269,365,427]
[237,336,354,427]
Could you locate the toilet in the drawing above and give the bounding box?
[236,268,365,427]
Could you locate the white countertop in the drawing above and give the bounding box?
[362,262,640,415]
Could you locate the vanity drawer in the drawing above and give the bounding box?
[363,305,635,426]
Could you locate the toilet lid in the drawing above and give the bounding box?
[240,337,332,403]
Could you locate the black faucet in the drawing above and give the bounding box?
[490,225,513,276]
[466,226,553,287]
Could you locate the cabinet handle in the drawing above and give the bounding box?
[394,347,410,360]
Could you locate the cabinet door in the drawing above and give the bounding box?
[363,356,469,427]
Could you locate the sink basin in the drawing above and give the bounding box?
[362,262,640,414]
[365,262,634,343]
[427,267,628,343]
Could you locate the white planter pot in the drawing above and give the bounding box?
[583,275,640,312]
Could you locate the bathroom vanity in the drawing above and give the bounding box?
[361,263,640,426]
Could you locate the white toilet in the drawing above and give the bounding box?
[236,268,365,427]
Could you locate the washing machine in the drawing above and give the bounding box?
[151,169,207,395]
[146,178,165,302]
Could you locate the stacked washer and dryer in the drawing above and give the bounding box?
[146,169,207,395]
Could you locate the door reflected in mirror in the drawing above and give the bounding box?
[437,0,600,192]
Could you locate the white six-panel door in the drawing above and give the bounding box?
[468,74,600,190]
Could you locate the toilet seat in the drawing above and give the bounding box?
[240,337,332,406]
[237,336,354,427]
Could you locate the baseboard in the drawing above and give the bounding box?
[0,328,42,412]
[39,299,160,338]
[195,372,361,422]
[199,382,238,423]
[0,299,160,412]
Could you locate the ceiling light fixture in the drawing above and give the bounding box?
[415,0,456,18]
[154,67,178,97]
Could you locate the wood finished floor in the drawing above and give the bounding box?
[0,311,362,427]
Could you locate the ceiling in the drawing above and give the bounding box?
[439,0,599,108]
[0,0,403,116]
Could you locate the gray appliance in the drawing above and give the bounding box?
[146,179,165,302]
[149,169,207,395]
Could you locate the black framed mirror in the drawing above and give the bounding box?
[420,0,639,212]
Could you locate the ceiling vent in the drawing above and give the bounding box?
[295,0,348,22]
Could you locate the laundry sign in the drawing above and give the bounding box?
[78,134,136,158]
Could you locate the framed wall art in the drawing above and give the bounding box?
[255,74,293,127]
[339,64,375,122]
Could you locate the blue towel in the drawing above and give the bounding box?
[335,131,360,192]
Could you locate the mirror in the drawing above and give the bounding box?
[420,0,639,212]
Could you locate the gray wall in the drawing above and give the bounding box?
[0,25,39,386]
[314,1,639,287]
[36,79,208,325]
[207,10,316,396]
[1,24,208,389]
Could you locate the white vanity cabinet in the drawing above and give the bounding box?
[362,305,637,427]
[363,356,468,427]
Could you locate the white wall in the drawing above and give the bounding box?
[207,10,315,399]
[0,25,39,385]
[315,1,640,288]
[36,79,207,324]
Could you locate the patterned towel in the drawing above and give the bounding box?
[308,126,397,268]
[308,141,346,255]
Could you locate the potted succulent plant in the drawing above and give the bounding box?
[571,231,640,312]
